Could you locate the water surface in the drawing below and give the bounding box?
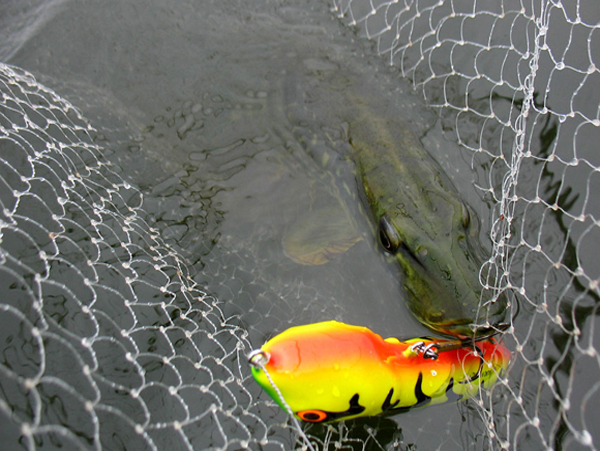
[3,0,522,449]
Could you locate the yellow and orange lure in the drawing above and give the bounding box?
[249,321,510,423]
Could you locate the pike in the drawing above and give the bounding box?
[283,71,508,337]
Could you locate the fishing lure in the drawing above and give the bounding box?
[249,320,510,423]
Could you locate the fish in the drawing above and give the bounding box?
[283,71,509,337]
[248,320,510,423]
[282,204,362,266]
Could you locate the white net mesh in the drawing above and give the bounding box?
[0,63,288,450]
[331,0,600,448]
[1,0,599,450]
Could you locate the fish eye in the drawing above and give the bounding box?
[378,215,401,253]
[461,203,471,228]
[297,410,329,422]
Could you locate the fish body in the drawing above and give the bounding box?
[348,105,508,336]
[284,73,508,337]
[249,321,510,423]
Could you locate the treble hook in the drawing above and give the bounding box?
[410,323,510,360]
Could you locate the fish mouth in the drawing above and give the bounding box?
[439,290,509,338]
[400,261,509,338]
[474,289,510,328]
[427,320,511,341]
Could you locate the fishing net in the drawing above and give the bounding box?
[329,0,600,448]
[0,0,599,450]
[0,63,282,450]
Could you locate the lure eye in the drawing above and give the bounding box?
[378,215,401,254]
[297,410,329,423]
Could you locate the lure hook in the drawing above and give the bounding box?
[409,341,440,360]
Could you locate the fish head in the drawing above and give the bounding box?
[376,192,508,338]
